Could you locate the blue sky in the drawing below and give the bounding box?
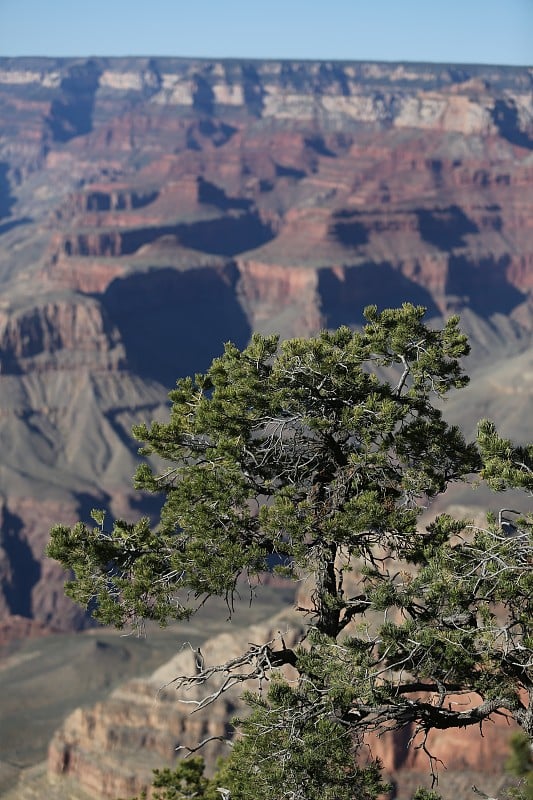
[0,0,531,66]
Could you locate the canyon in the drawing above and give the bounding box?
[0,56,531,798]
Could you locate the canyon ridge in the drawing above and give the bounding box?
[0,56,532,798]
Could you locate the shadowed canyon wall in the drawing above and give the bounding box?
[0,55,531,797]
[0,53,531,631]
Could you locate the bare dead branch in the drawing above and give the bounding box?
[158,635,299,712]
[175,735,233,755]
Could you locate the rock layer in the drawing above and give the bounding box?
[0,56,531,635]
[47,609,304,799]
[44,608,519,800]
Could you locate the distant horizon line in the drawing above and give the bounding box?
[0,54,531,70]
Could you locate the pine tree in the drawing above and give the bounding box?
[505,732,533,800]
[121,757,219,800]
[48,304,532,797]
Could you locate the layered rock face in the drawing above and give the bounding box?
[44,606,518,800]
[0,56,532,632]
[47,609,304,799]
[0,55,531,799]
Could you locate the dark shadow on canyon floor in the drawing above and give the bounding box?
[318,262,441,328]
[0,162,15,219]
[101,265,251,388]
[116,212,274,257]
[446,254,526,316]
[416,205,479,250]
[1,507,40,618]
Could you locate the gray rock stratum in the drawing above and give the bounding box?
[0,55,531,632]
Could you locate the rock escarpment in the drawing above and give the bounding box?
[0,56,531,632]
[42,606,519,800]
[46,609,304,799]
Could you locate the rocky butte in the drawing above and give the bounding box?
[0,56,532,798]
